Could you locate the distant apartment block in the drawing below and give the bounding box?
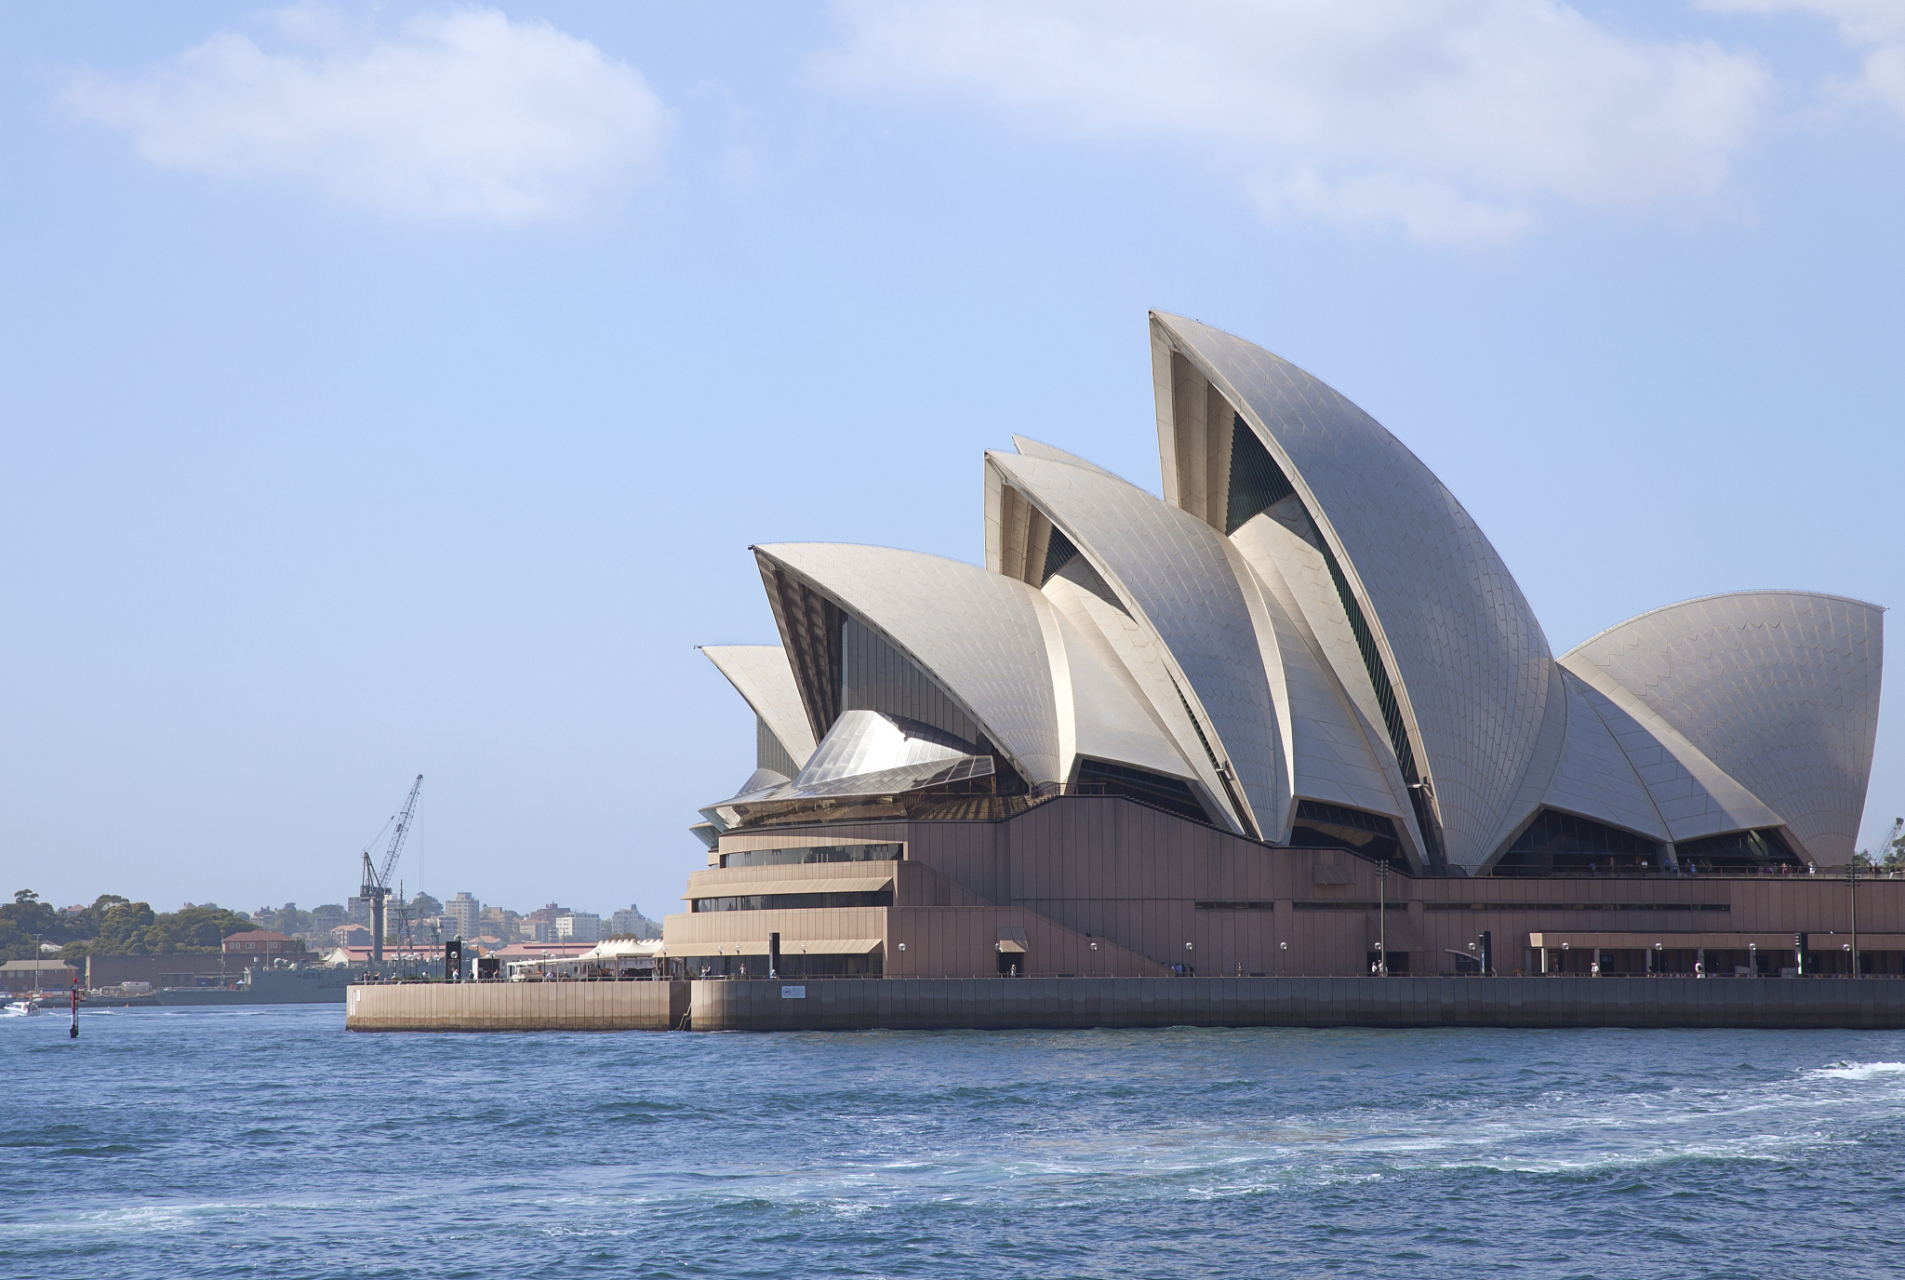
[609,906,657,938]
[556,912,600,943]
[447,892,481,940]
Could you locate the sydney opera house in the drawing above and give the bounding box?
[663,312,1894,981]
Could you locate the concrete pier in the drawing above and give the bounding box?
[348,976,1905,1032]
[346,979,688,1031]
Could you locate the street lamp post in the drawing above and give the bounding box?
[1184,941,1194,977]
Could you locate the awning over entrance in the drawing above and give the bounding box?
[997,926,1028,954]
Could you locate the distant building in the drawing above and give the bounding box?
[1,960,78,993]
[556,912,601,943]
[330,923,372,947]
[223,929,300,962]
[346,896,373,928]
[479,906,519,942]
[447,892,481,940]
[310,904,346,934]
[609,905,660,938]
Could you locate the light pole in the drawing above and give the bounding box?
[1089,940,1099,977]
[1653,941,1662,977]
[1377,860,1388,976]
[1184,941,1194,977]
[1849,859,1861,978]
[1561,941,1569,976]
[1278,940,1287,978]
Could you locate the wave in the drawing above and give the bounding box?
[1806,1060,1905,1081]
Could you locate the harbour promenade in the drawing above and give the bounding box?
[346,975,1905,1032]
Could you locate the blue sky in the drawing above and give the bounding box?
[2,1,1900,920]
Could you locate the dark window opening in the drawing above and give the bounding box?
[1042,524,1081,583]
[758,557,845,746]
[1492,809,1663,876]
[1674,828,1804,872]
[1195,901,1275,911]
[719,843,903,870]
[756,716,799,779]
[1225,415,1298,535]
[1366,951,1411,974]
[671,953,881,978]
[1039,526,1126,613]
[1289,799,1408,872]
[1073,759,1213,827]
[691,890,893,913]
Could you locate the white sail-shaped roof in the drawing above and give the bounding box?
[988,448,1289,839]
[754,543,1065,787]
[694,310,1882,880]
[1232,513,1424,849]
[1152,310,1554,871]
[1561,591,1884,862]
[700,645,817,769]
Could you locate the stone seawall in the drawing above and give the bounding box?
[694,976,1905,1030]
[348,976,1905,1031]
[346,980,689,1031]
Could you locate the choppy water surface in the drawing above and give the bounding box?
[4,1007,1904,1278]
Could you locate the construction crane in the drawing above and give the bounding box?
[359,775,423,966]
[1873,817,1904,871]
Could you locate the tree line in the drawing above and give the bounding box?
[1,890,264,962]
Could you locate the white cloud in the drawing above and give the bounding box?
[811,0,1770,246]
[64,6,672,224]
[1702,1,1905,115]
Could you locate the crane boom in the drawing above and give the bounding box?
[358,775,423,968]
[378,775,424,889]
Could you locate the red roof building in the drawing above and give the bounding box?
[221,929,300,958]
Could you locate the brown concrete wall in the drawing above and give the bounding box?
[694,976,1905,1031]
[704,798,1905,979]
[343,974,1905,1032]
[345,980,688,1031]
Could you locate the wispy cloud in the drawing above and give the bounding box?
[64,6,672,225]
[1702,0,1905,115]
[811,0,1770,246]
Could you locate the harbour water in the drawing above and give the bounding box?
[3,1006,1903,1278]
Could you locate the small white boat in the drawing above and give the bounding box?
[3,998,42,1016]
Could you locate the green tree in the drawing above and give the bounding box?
[150,905,256,952]
[1,889,93,960]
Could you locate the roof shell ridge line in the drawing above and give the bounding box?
[1564,589,1888,660]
